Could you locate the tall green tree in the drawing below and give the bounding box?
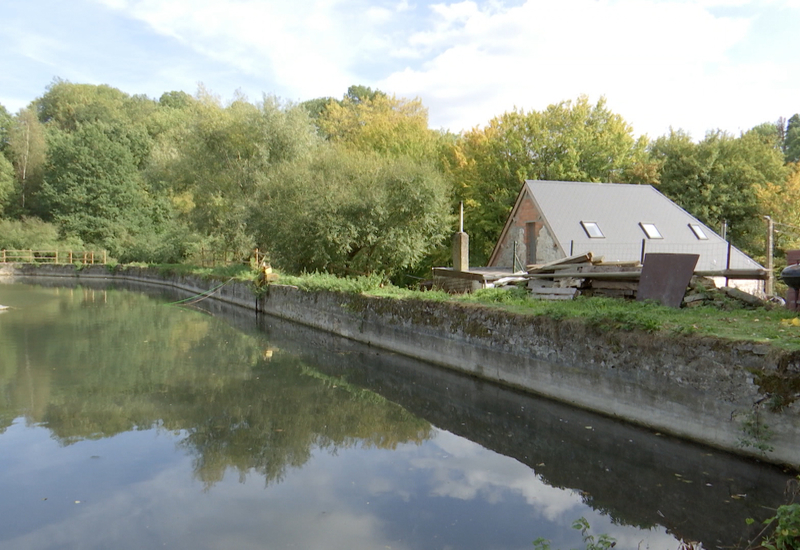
[38,122,156,256]
[36,79,156,132]
[0,153,14,216]
[650,129,788,256]
[6,107,47,212]
[0,103,11,153]
[785,114,800,164]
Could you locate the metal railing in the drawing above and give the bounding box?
[0,250,107,264]
[567,239,760,272]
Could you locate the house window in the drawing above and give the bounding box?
[689,223,708,240]
[580,221,604,238]
[639,222,662,239]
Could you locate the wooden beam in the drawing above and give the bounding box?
[527,252,594,273]
[433,268,488,282]
[694,269,769,280]
[525,271,642,281]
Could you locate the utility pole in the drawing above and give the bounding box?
[764,216,774,296]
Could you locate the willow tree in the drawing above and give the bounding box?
[251,146,452,277]
[166,93,320,262]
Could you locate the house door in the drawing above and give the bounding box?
[526,222,537,266]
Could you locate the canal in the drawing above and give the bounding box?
[0,279,795,550]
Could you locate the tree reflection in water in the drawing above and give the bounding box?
[0,282,431,490]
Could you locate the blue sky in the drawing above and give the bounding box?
[1,0,799,139]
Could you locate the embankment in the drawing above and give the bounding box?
[2,263,798,468]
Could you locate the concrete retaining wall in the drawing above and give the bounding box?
[2,263,798,468]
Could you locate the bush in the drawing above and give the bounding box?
[0,217,84,250]
[251,146,452,277]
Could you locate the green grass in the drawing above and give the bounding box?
[139,263,257,281]
[131,264,800,351]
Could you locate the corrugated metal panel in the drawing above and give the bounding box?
[526,180,763,271]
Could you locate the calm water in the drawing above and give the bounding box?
[0,279,794,550]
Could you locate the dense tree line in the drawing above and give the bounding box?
[0,79,798,277]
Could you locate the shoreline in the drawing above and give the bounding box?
[2,262,798,469]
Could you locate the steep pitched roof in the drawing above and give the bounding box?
[492,180,762,271]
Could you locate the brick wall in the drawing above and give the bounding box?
[491,193,562,267]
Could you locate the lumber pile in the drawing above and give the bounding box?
[519,253,766,306]
[525,253,642,300]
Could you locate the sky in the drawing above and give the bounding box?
[1,0,799,140]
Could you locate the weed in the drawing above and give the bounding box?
[533,517,616,550]
[735,408,775,455]
[278,272,388,293]
[746,477,800,550]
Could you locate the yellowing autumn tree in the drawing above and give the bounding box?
[318,87,440,163]
[758,162,800,253]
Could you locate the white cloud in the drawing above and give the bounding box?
[380,0,767,137]
[412,430,585,519]
[2,0,797,138]
[93,0,400,100]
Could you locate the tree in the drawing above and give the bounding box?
[786,114,800,164]
[444,96,649,265]
[6,107,46,212]
[651,129,788,256]
[163,92,320,261]
[250,146,452,277]
[36,79,155,132]
[0,103,11,152]
[0,153,14,216]
[299,96,337,123]
[38,122,155,256]
[158,90,194,110]
[318,88,440,163]
[758,162,800,255]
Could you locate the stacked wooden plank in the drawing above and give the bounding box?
[525,253,642,300]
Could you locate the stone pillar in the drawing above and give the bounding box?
[452,232,469,272]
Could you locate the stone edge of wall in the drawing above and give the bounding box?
[2,263,797,468]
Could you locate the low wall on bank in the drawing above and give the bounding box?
[2,263,798,468]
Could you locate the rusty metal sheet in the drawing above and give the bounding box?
[637,253,699,308]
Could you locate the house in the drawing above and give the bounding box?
[488,180,766,292]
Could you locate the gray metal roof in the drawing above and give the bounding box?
[525,180,763,271]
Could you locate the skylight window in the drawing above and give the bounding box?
[639,222,662,239]
[689,223,708,240]
[580,221,604,238]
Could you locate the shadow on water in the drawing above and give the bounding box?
[13,277,799,548]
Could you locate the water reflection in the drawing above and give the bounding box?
[0,282,430,489]
[262,305,795,548]
[0,279,795,550]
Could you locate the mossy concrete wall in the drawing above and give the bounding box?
[2,263,798,468]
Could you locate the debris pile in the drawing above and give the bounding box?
[509,252,766,308]
[682,281,768,309]
[524,253,641,300]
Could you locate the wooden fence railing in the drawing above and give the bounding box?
[0,250,107,265]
